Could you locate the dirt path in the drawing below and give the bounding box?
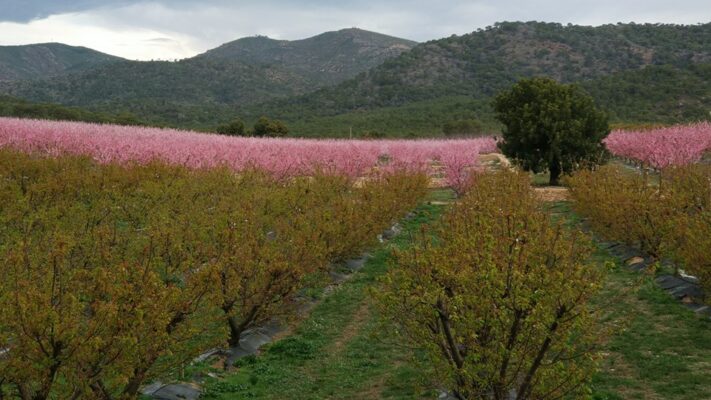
[328,301,371,354]
[534,186,569,202]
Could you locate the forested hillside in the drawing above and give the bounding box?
[0,28,415,124]
[199,28,416,86]
[0,43,122,81]
[252,22,711,115]
[1,22,710,135]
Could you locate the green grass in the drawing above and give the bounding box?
[200,198,448,399]
[547,201,711,400]
[531,171,551,187]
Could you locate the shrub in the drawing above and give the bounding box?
[376,170,605,399]
[0,151,223,399]
[666,165,711,295]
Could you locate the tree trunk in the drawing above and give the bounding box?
[549,157,561,186]
[226,305,260,348]
[227,316,243,348]
[123,367,149,398]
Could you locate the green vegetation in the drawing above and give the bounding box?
[0,29,415,130]
[494,77,609,185]
[247,63,711,137]
[200,28,416,87]
[442,118,485,136]
[582,63,711,124]
[0,95,145,125]
[255,96,500,138]
[252,116,289,137]
[0,42,121,81]
[2,22,710,136]
[215,117,246,135]
[216,116,290,137]
[246,22,711,125]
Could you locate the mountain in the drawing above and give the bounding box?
[2,22,710,135]
[0,43,122,82]
[583,63,711,124]
[198,28,417,86]
[270,63,711,138]
[253,22,711,118]
[0,28,416,126]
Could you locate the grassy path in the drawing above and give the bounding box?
[200,198,447,399]
[548,201,711,400]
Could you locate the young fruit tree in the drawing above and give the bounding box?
[493,77,609,185]
[376,171,605,400]
[0,153,222,399]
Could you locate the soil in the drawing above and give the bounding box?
[534,186,569,202]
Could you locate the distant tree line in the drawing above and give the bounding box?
[0,96,145,126]
[215,116,289,137]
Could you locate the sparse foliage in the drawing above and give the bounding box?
[569,163,711,294]
[0,149,429,399]
[377,170,605,400]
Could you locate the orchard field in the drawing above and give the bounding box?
[0,117,710,400]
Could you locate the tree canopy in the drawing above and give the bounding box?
[493,77,609,185]
[253,116,289,137]
[216,118,246,136]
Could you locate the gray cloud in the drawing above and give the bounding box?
[0,0,139,22]
[0,0,709,60]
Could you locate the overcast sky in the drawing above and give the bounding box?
[1,0,709,60]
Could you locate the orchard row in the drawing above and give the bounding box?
[569,163,711,293]
[605,122,711,168]
[0,150,428,399]
[0,118,496,187]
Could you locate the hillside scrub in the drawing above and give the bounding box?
[0,150,428,399]
[376,170,605,399]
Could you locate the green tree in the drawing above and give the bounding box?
[442,119,484,136]
[113,111,142,126]
[493,77,609,185]
[216,118,246,136]
[361,129,384,139]
[253,116,289,137]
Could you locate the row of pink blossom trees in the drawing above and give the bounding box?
[604,122,711,169]
[0,118,497,188]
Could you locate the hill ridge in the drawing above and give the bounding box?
[0,42,123,82]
